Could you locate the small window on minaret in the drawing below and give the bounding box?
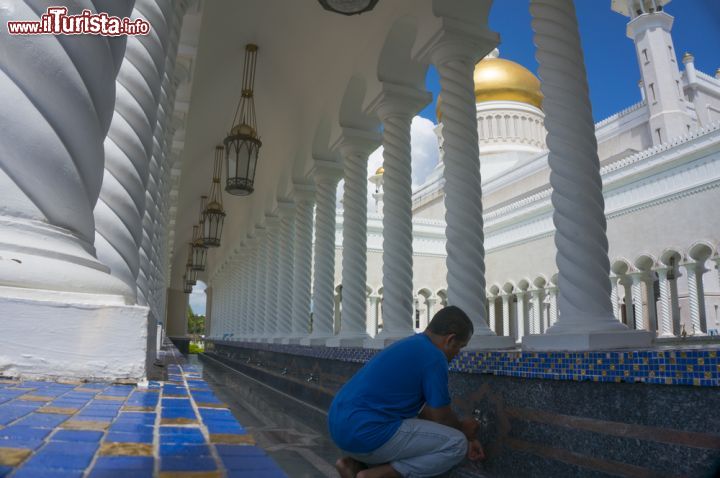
[642,49,649,63]
[649,83,656,101]
[676,80,682,97]
[687,124,691,132]
[668,46,675,62]
[655,128,662,143]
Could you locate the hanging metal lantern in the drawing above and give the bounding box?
[185,245,197,285]
[197,195,208,246]
[202,147,226,247]
[183,274,193,294]
[224,44,261,196]
[318,0,378,15]
[190,225,207,271]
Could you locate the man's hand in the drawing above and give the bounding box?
[460,417,480,439]
[467,439,485,461]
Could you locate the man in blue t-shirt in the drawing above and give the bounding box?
[329,306,484,478]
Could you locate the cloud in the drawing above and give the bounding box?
[188,280,207,315]
[335,116,440,212]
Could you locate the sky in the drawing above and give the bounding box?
[191,1,719,316]
[419,0,720,123]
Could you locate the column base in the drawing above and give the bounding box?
[279,336,304,345]
[522,330,655,351]
[465,334,517,350]
[299,335,334,346]
[0,289,148,381]
[364,331,414,349]
[326,333,368,347]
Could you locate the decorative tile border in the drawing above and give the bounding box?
[209,340,720,387]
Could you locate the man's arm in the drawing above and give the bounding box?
[419,404,479,440]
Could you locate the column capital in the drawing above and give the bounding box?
[313,158,344,183]
[264,212,281,227]
[414,16,498,67]
[365,83,432,122]
[333,127,381,158]
[276,197,296,217]
[292,180,316,203]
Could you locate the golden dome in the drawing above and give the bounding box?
[436,55,543,121]
[473,57,543,109]
[375,166,384,175]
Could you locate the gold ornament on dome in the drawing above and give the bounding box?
[436,55,543,122]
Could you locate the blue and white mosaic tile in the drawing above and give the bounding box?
[0,364,287,477]
[210,340,720,387]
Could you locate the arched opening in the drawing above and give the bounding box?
[188,280,207,353]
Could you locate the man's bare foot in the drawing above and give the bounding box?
[335,456,366,478]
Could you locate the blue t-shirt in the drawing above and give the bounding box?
[328,333,451,453]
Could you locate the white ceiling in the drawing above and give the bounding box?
[169,0,496,286]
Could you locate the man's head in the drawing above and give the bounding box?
[425,306,474,361]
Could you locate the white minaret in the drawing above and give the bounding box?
[612,0,691,145]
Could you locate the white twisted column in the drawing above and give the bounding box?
[524,0,650,350]
[547,286,558,327]
[630,274,646,331]
[656,268,674,338]
[422,32,512,349]
[0,0,136,300]
[366,88,430,348]
[303,163,342,345]
[245,237,259,339]
[286,186,314,344]
[273,200,296,342]
[231,257,242,339]
[327,133,379,347]
[262,214,281,341]
[487,296,497,333]
[252,225,268,342]
[530,289,545,335]
[95,0,176,302]
[238,250,251,338]
[515,291,528,340]
[610,277,620,321]
[683,262,707,336]
[502,295,511,337]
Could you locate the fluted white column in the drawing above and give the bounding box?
[530,289,545,335]
[274,200,296,342]
[502,295,511,337]
[303,162,342,345]
[367,295,381,337]
[419,25,512,349]
[327,133,379,347]
[246,237,260,339]
[230,258,241,339]
[426,297,438,327]
[285,186,314,344]
[95,0,176,303]
[683,262,707,336]
[657,268,674,338]
[524,0,651,350]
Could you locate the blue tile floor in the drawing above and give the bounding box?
[0,357,287,477]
